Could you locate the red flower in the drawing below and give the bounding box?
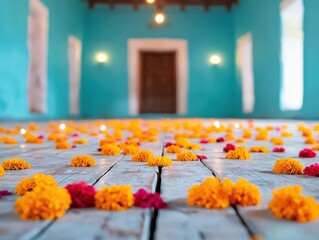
[275,127,281,132]
[197,155,207,160]
[133,189,167,209]
[97,148,102,152]
[200,139,209,144]
[165,142,175,148]
[65,182,96,208]
[273,147,285,153]
[0,190,12,200]
[217,137,225,143]
[71,145,77,149]
[299,148,316,158]
[71,133,79,137]
[304,163,319,177]
[37,135,44,139]
[223,144,235,152]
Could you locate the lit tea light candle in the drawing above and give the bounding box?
[100,124,107,132]
[59,123,66,130]
[213,121,221,129]
[20,128,26,135]
[234,122,240,129]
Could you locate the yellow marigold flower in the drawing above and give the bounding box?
[176,151,198,161]
[225,134,235,141]
[73,138,88,144]
[71,155,95,167]
[312,144,319,151]
[56,141,71,149]
[100,137,116,146]
[282,131,294,138]
[3,137,18,144]
[95,185,134,211]
[2,158,31,170]
[55,136,68,143]
[255,134,268,141]
[268,186,319,222]
[176,138,191,148]
[249,146,270,153]
[271,137,285,145]
[273,158,303,174]
[235,138,246,143]
[305,137,317,144]
[47,133,57,141]
[28,122,41,131]
[231,179,261,206]
[0,164,5,177]
[26,135,43,144]
[302,128,312,137]
[207,138,217,143]
[101,144,121,156]
[242,130,252,139]
[188,143,201,150]
[166,145,181,153]
[122,145,140,155]
[226,146,250,160]
[187,177,233,209]
[147,156,172,167]
[15,185,71,220]
[15,173,57,195]
[89,132,99,136]
[132,150,154,162]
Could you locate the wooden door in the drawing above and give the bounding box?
[140,51,177,114]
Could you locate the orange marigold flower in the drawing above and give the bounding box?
[175,138,191,148]
[15,173,57,195]
[255,134,268,141]
[281,131,294,138]
[188,143,201,150]
[95,185,134,211]
[0,164,5,177]
[71,155,95,167]
[56,141,71,149]
[242,130,252,139]
[100,137,116,146]
[249,146,270,153]
[268,186,319,222]
[132,150,154,162]
[47,133,58,141]
[231,179,261,206]
[271,137,285,145]
[147,156,172,167]
[305,137,317,144]
[312,144,319,151]
[187,177,233,209]
[101,144,121,156]
[235,138,246,143]
[226,146,250,160]
[55,136,68,143]
[176,151,198,161]
[2,158,31,170]
[26,135,43,144]
[122,145,140,155]
[3,137,18,144]
[166,145,181,153]
[73,138,88,144]
[273,158,303,174]
[15,185,71,220]
[225,134,235,141]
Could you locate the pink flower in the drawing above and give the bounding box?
[0,190,12,200]
[304,163,319,177]
[133,189,167,209]
[71,133,79,137]
[275,127,281,132]
[165,142,175,148]
[223,144,235,153]
[37,135,44,139]
[197,155,207,160]
[217,137,225,143]
[200,139,209,144]
[299,148,316,158]
[65,182,96,208]
[273,147,285,153]
[71,145,77,149]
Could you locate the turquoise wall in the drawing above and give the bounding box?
[233,0,319,119]
[0,0,84,120]
[81,6,236,118]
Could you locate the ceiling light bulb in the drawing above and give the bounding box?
[209,55,222,65]
[146,0,155,4]
[96,53,109,63]
[154,12,166,24]
[59,123,66,130]
[20,128,26,135]
[100,125,107,131]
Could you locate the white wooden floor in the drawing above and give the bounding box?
[1,119,319,240]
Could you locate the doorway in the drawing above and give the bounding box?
[139,51,177,114]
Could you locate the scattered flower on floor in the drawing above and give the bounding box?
[132,150,154,162]
[273,158,303,174]
[176,151,198,161]
[65,182,96,208]
[133,188,167,209]
[303,163,319,177]
[273,147,285,153]
[223,143,236,153]
[71,155,96,167]
[147,156,172,167]
[299,148,316,158]
[2,158,31,170]
[15,173,57,195]
[226,146,250,160]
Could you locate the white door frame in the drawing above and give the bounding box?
[128,39,188,115]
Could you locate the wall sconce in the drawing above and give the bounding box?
[146,0,155,4]
[96,53,109,64]
[209,54,222,65]
[154,11,166,25]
